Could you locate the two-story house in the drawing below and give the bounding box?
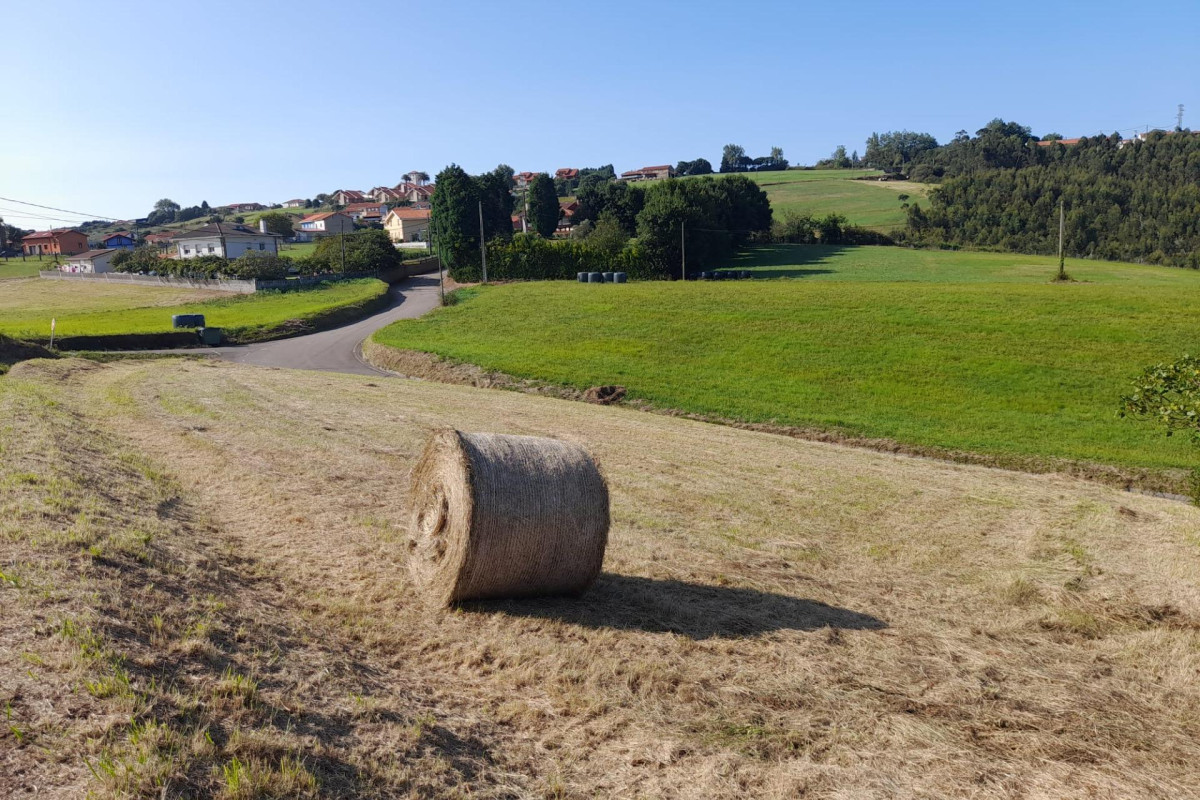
[21,228,89,256]
[294,212,355,242]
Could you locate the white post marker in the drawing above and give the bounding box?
[50,318,56,350]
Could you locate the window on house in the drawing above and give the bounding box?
[184,248,192,254]
[208,246,215,253]
[259,243,265,250]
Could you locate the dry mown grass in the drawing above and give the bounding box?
[3,357,1200,798]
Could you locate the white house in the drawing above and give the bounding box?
[294,212,355,242]
[283,198,306,208]
[174,222,280,259]
[62,249,122,273]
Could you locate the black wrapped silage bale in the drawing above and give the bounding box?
[577,272,588,283]
[587,272,603,283]
[172,314,206,329]
[602,272,615,282]
[614,272,627,283]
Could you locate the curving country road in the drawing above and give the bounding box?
[205,273,443,376]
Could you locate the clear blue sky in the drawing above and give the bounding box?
[2,0,1196,226]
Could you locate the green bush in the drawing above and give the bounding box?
[312,229,402,274]
[448,234,656,283]
[228,252,290,280]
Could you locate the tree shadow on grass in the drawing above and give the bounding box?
[465,573,886,640]
[725,243,847,279]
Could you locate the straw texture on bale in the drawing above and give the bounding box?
[407,429,610,606]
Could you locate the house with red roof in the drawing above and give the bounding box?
[342,201,389,223]
[555,168,580,181]
[295,211,355,241]
[619,165,675,182]
[384,207,431,243]
[332,189,368,206]
[101,231,136,250]
[21,228,88,256]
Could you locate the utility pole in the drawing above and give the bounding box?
[340,230,346,274]
[680,220,686,280]
[1057,197,1066,280]
[1177,104,1185,131]
[478,200,488,283]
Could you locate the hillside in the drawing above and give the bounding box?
[371,245,1200,487]
[2,357,1198,798]
[692,169,926,232]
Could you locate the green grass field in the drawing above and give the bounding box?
[748,171,926,232]
[1,255,61,280]
[373,245,1200,474]
[0,277,387,342]
[683,169,927,232]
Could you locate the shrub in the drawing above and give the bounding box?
[313,229,401,274]
[228,252,291,280]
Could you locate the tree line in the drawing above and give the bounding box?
[431,163,772,282]
[897,123,1200,267]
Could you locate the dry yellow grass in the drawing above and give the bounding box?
[3,357,1200,798]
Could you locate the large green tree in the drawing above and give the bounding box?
[430,164,482,271]
[259,212,295,238]
[720,144,747,173]
[527,173,559,238]
[476,164,515,243]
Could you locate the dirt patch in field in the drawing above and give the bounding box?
[362,345,1189,496]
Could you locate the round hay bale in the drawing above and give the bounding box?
[587,272,603,283]
[614,272,628,283]
[577,272,588,283]
[407,429,610,606]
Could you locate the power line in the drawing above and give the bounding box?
[0,206,103,225]
[0,195,116,221]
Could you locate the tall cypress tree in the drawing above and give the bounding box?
[527,173,559,238]
[431,164,481,271]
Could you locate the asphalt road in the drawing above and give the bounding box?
[206,273,443,376]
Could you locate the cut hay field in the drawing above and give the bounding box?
[747,171,928,232]
[371,245,1200,484]
[0,277,388,344]
[695,169,929,232]
[2,357,1198,798]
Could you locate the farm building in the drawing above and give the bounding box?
[619,165,675,182]
[21,228,88,256]
[173,222,279,259]
[100,231,136,250]
[61,249,123,273]
[295,212,355,241]
[384,208,431,243]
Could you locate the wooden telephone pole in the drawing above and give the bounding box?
[1057,198,1066,280]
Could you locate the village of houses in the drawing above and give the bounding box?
[13,164,677,275]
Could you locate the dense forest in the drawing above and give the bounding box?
[885,120,1200,267]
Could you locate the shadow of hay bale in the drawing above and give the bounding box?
[463,574,886,640]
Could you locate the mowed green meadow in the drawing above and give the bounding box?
[741,169,928,231]
[0,277,387,341]
[0,255,60,280]
[374,245,1200,474]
